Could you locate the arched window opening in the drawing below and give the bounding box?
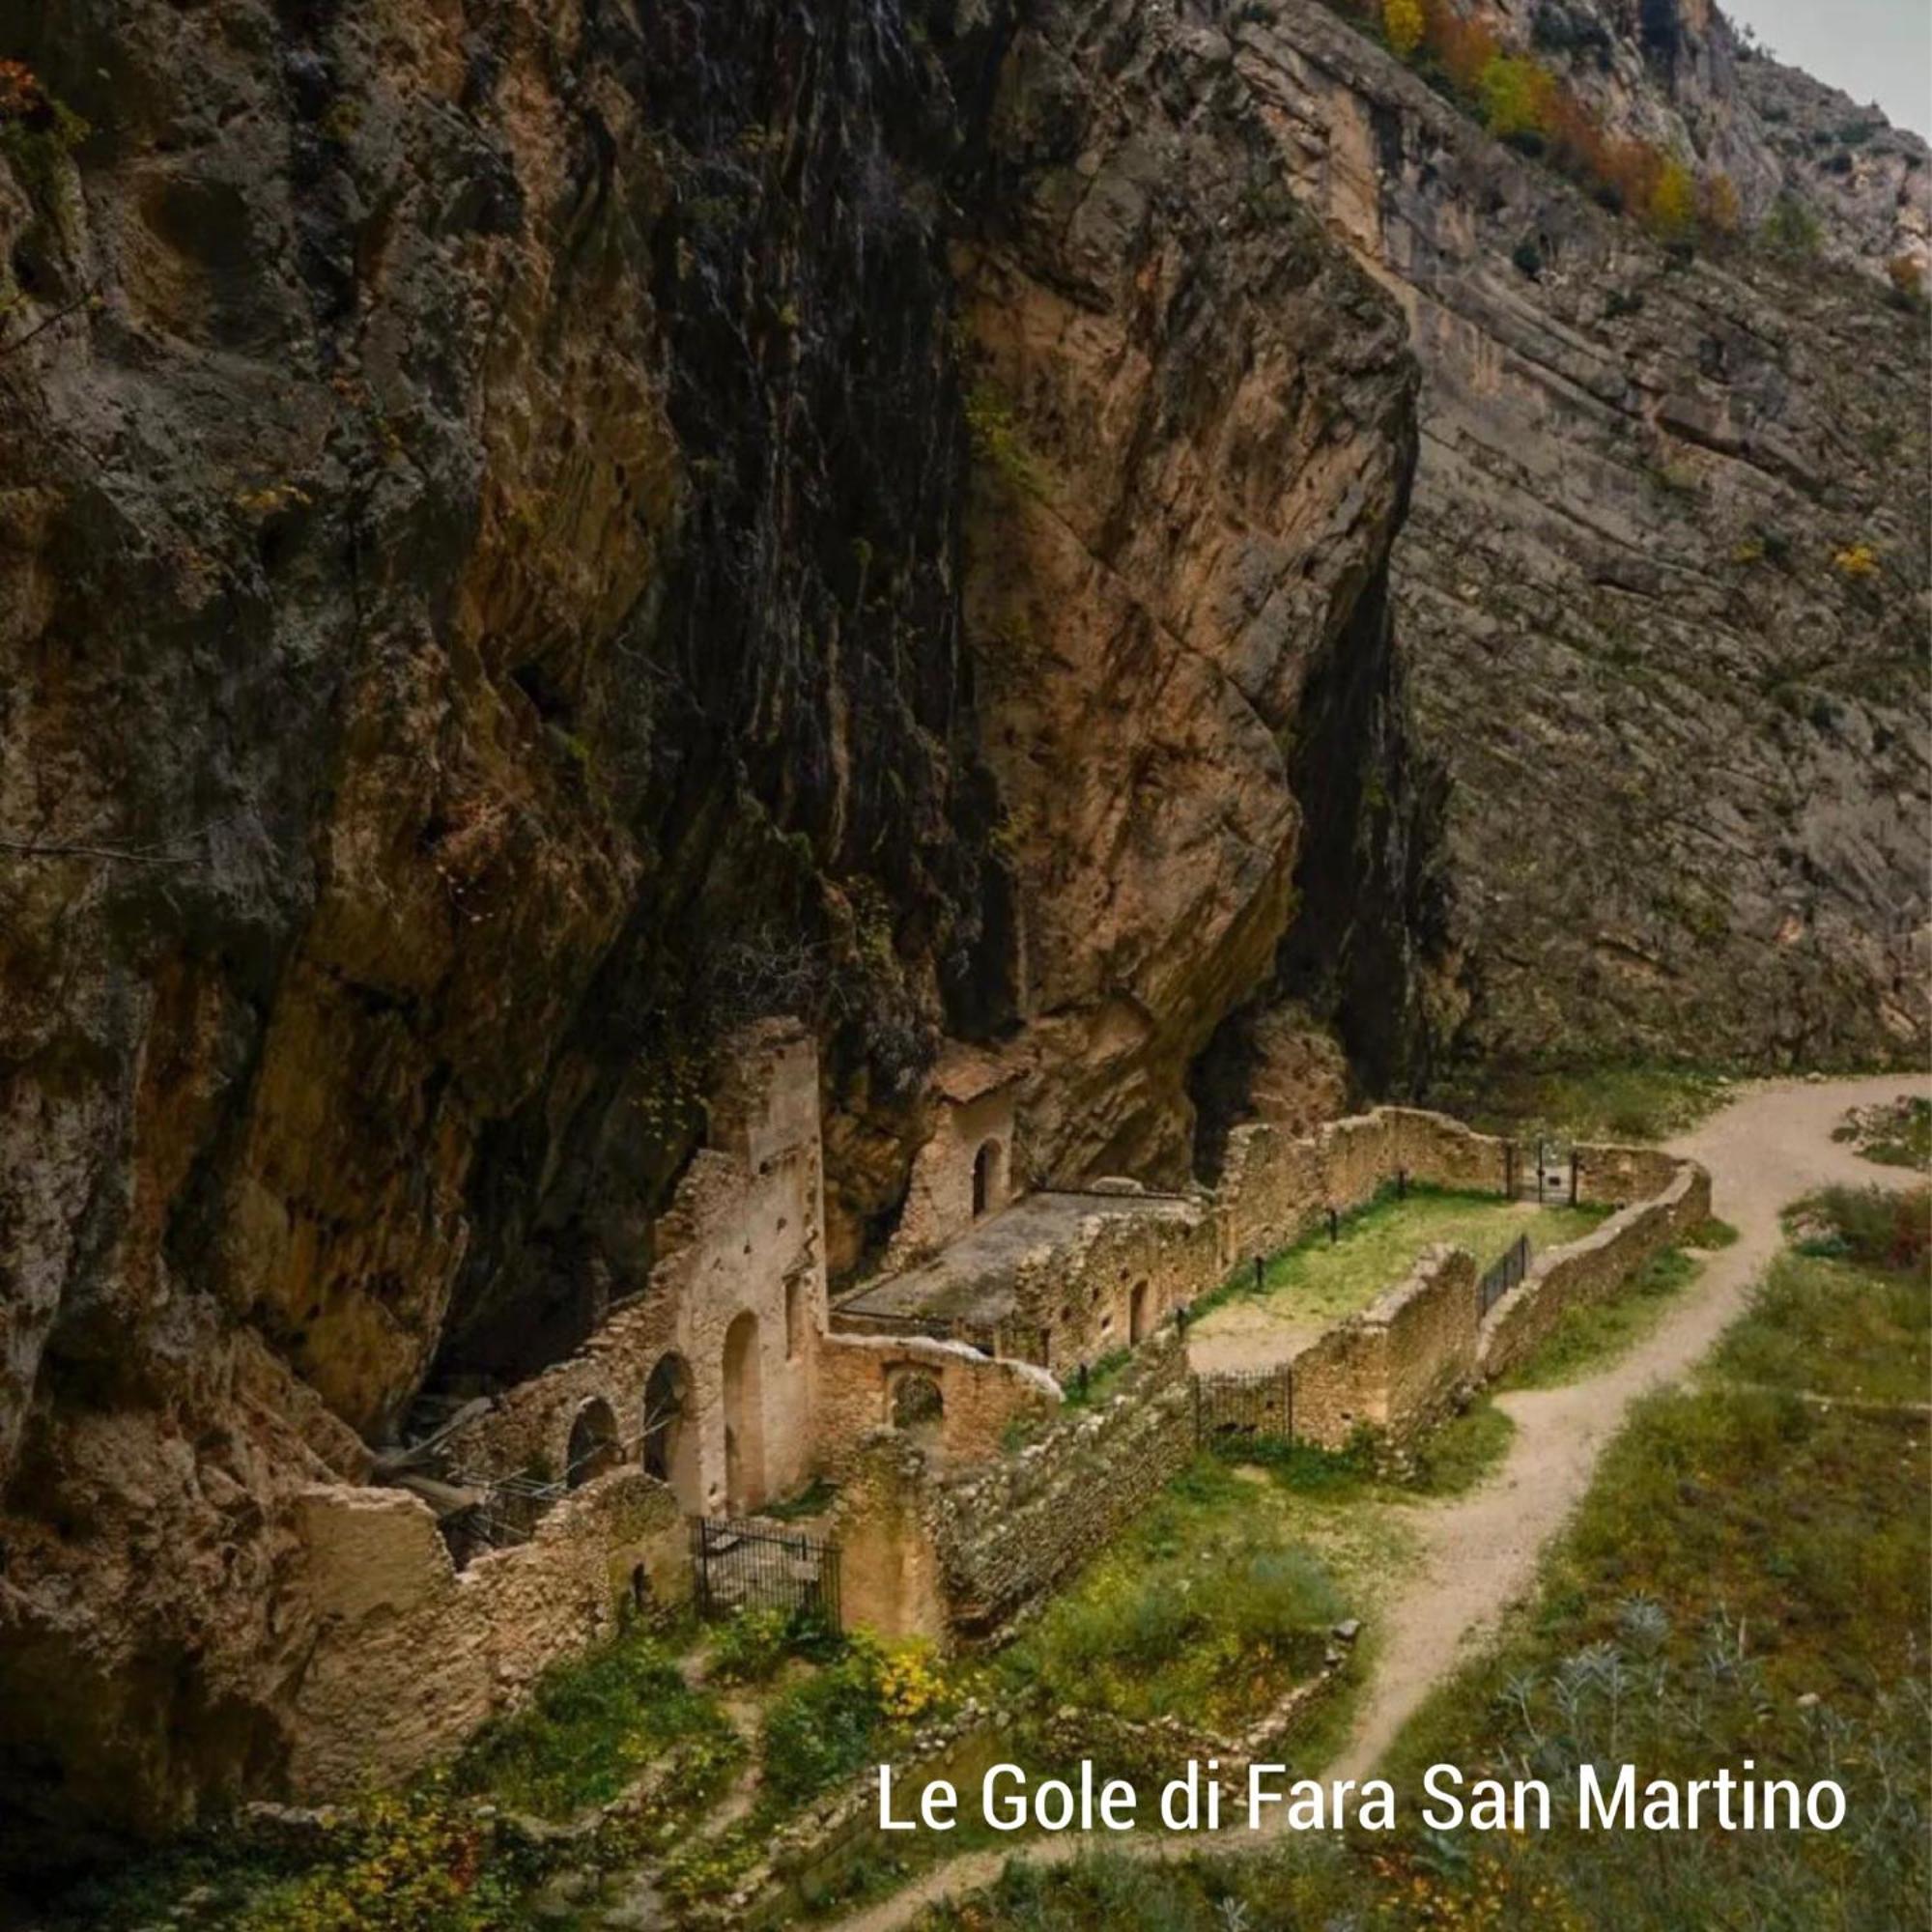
[641,1352,697,1511]
[722,1312,766,1514]
[972,1139,1007,1220]
[888,1369,946,1450]
[565,1397,621,1489]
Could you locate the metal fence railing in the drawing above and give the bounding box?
[1193,1366,1294,1447]
[1479,1232,1533,1317]
[692,1518,842,1631]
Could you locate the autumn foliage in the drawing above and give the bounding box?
[1354,0,1737,243]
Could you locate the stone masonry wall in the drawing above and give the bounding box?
[886,1074,1020,1269]
[823,1435,951,1642]
[443,1021,826,1516]
[813,1332,1059,1471]
[1287,1245,1478,1450]
[1217,1106,1511,1270]
[1478,1160,1713,1379]
[287,1470,687,1799]
[923,1331,1197,1638]
[996,1194,1221,1369]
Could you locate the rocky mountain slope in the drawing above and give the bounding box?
[0,0,1922,1870]
[1239,0,1929,1069]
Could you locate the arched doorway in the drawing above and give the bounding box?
[722,1312,765,1514]
[641,1352,697,1510]
[564,1397,621,1488]
[972,1139,1007,1219]
[888,1368,946,1451]
[1129,1279,1150,1345]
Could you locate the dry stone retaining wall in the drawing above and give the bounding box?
[925,1332,1197,1639]
[1217,1106,1511,1270]
[1289,1245,1479,1450]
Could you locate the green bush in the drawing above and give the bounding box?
[235,1787,527,1932]
[1790,1183,1930,1273]
[1003,1490,1343,1730]
[448,1629,730,1819]
[707,1607,794,1686]
[761,1641,891,1804]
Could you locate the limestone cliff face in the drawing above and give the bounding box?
[0,0,1429,1859]
[1239,0,1930,1070]
[952,1,1426,1183]
[1462,0,1931,276]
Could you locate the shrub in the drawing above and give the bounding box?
[1382,0,1425,58]
[1512,236,1545,277]
[760,1634,958,1804]
[1646,156,1698,240]
[448,1630,729,1818]
[1761,192,1822,256]
[1479,53,1556,143]
[1791,1183,1930,1274]
[1833,540,1881,578]
[237,1786,522,1932]
[1888,254,1927,307]
[1699,170,1742,235]
[707,1606,794,1686]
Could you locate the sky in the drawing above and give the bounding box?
[1722,0,1932,137]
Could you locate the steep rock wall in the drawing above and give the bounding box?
[1240,0,1930,1069]
[0,0,1428,1861]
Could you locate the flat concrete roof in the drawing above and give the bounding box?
[835,1189,1200,1328]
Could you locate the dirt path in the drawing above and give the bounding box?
[1331,1070,1926,1778]
[830,1074,1927,1931]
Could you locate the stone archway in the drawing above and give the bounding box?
[888,1368,946,1451]
[564,1396,622,1488]
[722,1311,765,1514]
[641,1352,697,1511]
[972,1138,1007,1219]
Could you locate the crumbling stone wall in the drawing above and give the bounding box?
[443,1022,825,1515]
[886,1051,1022,1267]
[287,1470,687,1799]
[813,1332,1058,1471]
[1479,1160,1713,1378]
[822,1436,950,1641]
[923,1332,1197,1638]
[995,1193,1221,1369]
[1217,1106,1511,1269]
[1288,1246,1478,1449]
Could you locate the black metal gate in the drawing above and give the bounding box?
[1194,1366,1294,1446]
[1515,1139,1577,1205]
[1479,1233,1532,1316]
[691,1518,842,1631]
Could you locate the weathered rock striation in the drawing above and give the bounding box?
[1236,0,1929,1070]
[0,0,1427,1861]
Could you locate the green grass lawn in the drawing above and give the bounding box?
[1194,1186,1606,1354]
[995,1455,1346,1733]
